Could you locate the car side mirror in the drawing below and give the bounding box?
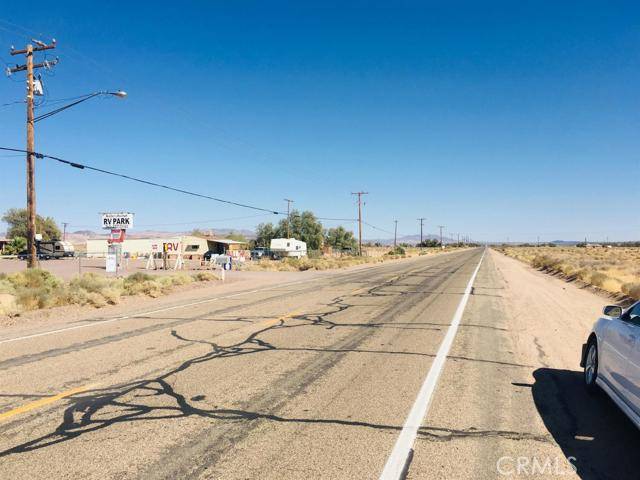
[603,305,623,318]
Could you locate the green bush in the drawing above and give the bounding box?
[387,246,406,256]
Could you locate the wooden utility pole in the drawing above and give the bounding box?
[9,39,57,268]
[417,218,425,246]
[394,220,398,249]
[351,192,368,256]
[438,225,445,248]
[284,198,294,238]
[62,222,69,241]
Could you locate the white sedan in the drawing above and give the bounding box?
[581,301,640,427]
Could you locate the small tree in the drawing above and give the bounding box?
[2,208,61,241]
[417,239,440,248]
[4,237,27,255]
[225,231,247,242]
[255,222,276,247]
[325,226,357,251]
[277,210,324,250]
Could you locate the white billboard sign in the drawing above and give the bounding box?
[105,253,117,273]
[101,212,134,230]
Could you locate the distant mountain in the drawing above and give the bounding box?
[365,234,458,246]
[550,240,580,246]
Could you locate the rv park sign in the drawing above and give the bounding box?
[101,212,134,230]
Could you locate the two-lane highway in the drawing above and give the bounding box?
[2,248,634,479]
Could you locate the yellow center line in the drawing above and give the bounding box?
[1,310,303,423]
[0,383,97,422]
[258,309,302,328]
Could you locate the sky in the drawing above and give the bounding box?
[1,1,639,242]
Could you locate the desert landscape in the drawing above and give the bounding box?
[499,246,640,300]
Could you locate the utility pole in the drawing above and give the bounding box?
[284,198,294,238]
[394,220,398,249]
[351,191,368,256]
[417,218,426,246]
[62,222,69,241]
[9,38,58,268]
[457,233,460,245]
[438,225,445,248]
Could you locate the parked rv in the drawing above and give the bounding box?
[17,240,75,260]
[269,238,307,259]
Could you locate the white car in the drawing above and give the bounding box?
[581,301,640,427]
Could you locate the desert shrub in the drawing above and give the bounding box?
[192,271,218,282]
[68,273,110,294]
[0,277,15,295]
[588,272,609,288]
[532,255,561,271]
[7,269,61,310]
[125,272,153,284]
[622,283,640,300]
[387,246,406,256]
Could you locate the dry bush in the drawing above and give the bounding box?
[192,271,219,282]
[622,283,640,300]
[5,269,61,310]
[0,268,220,316]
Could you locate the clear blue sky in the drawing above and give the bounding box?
[1,1,639,242]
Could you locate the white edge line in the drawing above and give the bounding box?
[379,248,486,480]
[0,252,453,345]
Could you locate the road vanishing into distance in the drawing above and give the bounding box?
[1,248,639,479]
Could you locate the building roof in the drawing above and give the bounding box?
[208,238,247,245]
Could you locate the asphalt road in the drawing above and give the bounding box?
[1,248,638,479]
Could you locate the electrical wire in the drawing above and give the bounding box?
[0,99,25,108]
[363,221,394,236]
[0,146,285,215]
[66,213,272,229]
[316,217,357,222]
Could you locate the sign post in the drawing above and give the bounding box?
[101,212,134,275]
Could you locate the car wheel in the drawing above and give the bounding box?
[584,340,599,393]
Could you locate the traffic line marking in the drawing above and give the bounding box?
[0,383,97,422]
[379,249,486,480]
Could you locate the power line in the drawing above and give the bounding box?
[363,221,394,236]
[0,146,285,215]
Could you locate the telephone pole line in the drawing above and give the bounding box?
[9,38,58,268]
[417,218,426,246]
[284,198,294,238]
[62,222,69,241]
[438,225,445,248]
[351,191,368,256]
[394,220,398,249]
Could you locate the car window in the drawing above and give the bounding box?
[629,303,640,323]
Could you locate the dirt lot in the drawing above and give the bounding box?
[0,257,214,281]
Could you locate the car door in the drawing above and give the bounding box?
[621,303,640,413]
[600,311,637,397]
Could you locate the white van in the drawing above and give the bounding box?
[269,238,307,259]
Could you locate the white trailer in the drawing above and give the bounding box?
[269,238,307,258]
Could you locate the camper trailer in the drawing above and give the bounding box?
[18,240,75,260]
[269,238,307,259]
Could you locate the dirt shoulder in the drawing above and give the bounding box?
[491,248,607,369]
